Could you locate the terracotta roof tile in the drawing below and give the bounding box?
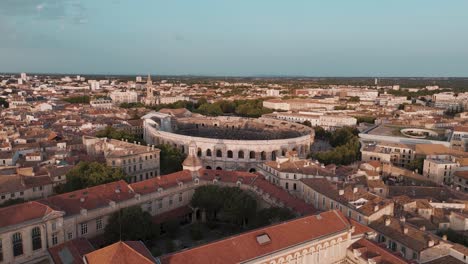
[48,238,94,264]
[159,210,351,264]
[0,201,56,228]
[38,180,134,215]
[84,241,155,264]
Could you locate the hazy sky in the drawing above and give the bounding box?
[0,0,467,76]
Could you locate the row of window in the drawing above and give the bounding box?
[7,226,50,258]
[80,217,103,236]
[147,193,184,212]
[1,191,25,200]
[111,154,156,167]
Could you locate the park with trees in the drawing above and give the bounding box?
[101,185,295,257]
[310,126,361,165]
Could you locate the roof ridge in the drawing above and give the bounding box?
[122,241,154,263]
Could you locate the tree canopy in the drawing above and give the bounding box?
[0,98,9,108]
[104,206,158,244]
[58,161,126,193]
[253,207,295,228]
[144,98,273,118]
[95,126,144,144]
[191,185,257,227]
[310,127,361,165]
[156,144,187,175]
[63,95,90,104]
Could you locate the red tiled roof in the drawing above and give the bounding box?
[84,241,155,264]
[349,238,410,264]
[198,169,257,184]
[48,238,94,264]
[38,180,134,215]
[130,170,193,195]
[0,201,56,228]
[160,210,351,264]
[252,177,315,215]
[349,219,374,237]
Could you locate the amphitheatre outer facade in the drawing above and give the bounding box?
[143,111,314,172]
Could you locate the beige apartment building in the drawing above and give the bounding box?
[361,142,415,169]
[82,136,160,183]
[299,178,394,225]
[423,155,460,184]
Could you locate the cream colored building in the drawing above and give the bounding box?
[361,142,415,168]
[109,90,138,104]
[299,178,394,225]
[423,155,459,184]
[82,136,161,183]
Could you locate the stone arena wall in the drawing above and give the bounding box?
[144,117,313,172]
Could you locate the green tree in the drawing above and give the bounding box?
[191,186,257,227]
[104,206,157,244]
[0,98,9,108]
[156,144,187,175]
[329,127,358,147]
[164,220,180,238]
[120,102,145,108]
[407,157,424,173]
[95,126,144,144]
[196,103,223,116]
[354,116,376,124]
[189,223,204,241]
[301,121,312,127]
[220,187,257,226]
[313,126,331,140]
[253,207,295,227]
[334,105,347,110]
[59,162,126,192]
[311,127,361,165]
[191,185,224,220]
[63,95,90,104]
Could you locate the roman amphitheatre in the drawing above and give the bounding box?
[143,111,314,172]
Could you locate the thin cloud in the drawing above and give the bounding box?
[0,0,87,25]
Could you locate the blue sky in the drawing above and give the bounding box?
[0,0,467,76]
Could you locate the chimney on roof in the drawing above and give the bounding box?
[442,235,447,241]
[385,218,391,226]
[428,240,435,247]
[339,189,344,195]
[374,205,379,212]
[353,187,358,193]
[420,226,426,231]
[402,226,409,234]
[399,216,406,223]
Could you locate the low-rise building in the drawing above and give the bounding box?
[82,136,161,183]
[89,98,113,109]
[423,155,460,184]
[258,154,338,194]
[299,178,394,225]
[361,142,415,168]
[370,216,452,262]
[0,175,54,205]
[109,90,139,104]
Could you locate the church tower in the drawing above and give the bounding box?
[145,74,154,105]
